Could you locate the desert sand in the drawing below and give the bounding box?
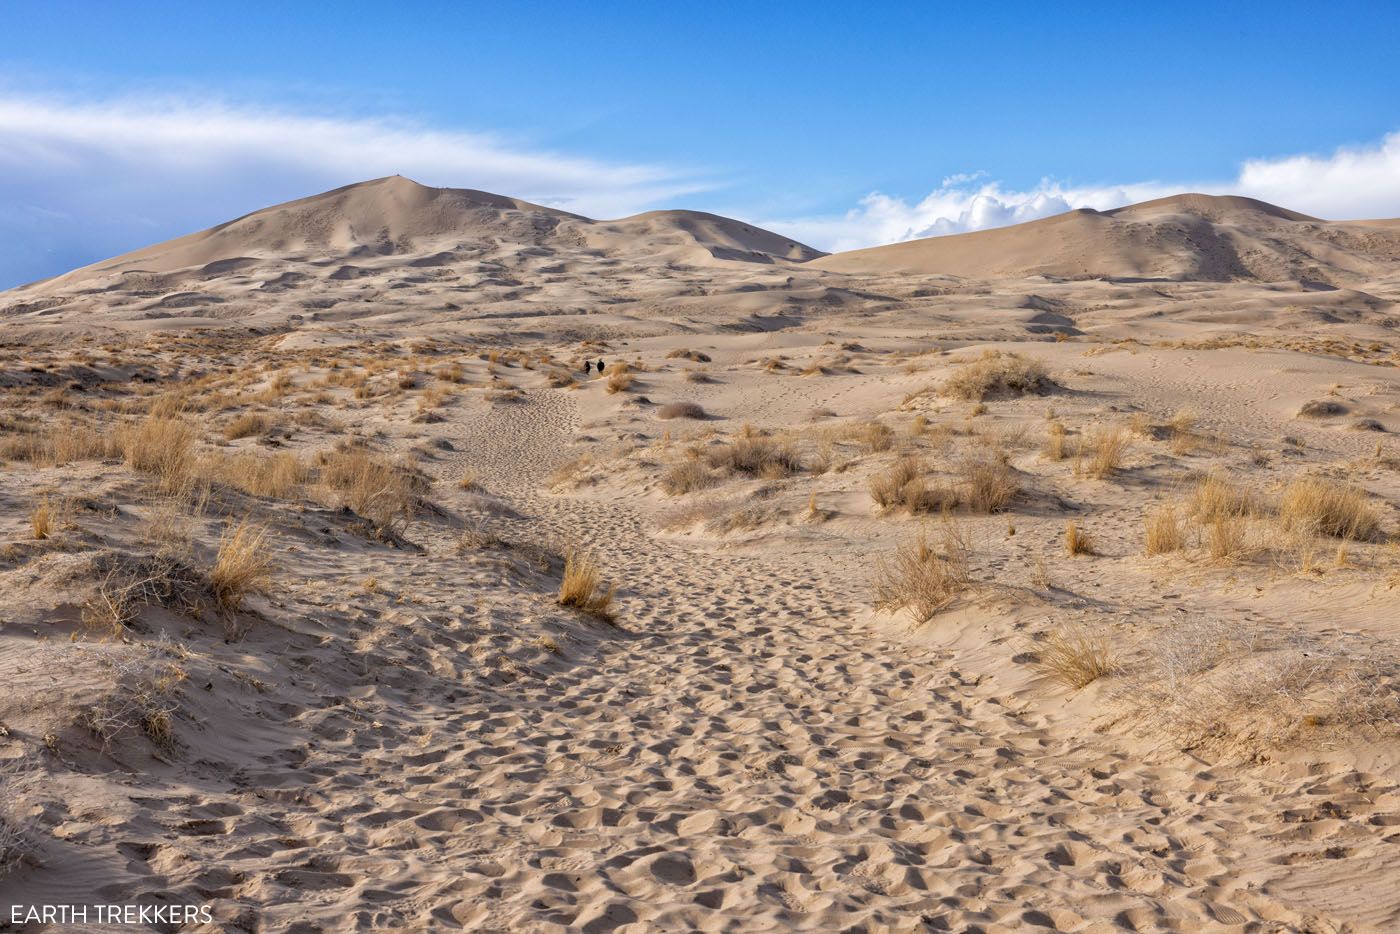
[1,177,1399,931]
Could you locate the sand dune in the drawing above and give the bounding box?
[815,192,1400,283]
[2,181,1400,931]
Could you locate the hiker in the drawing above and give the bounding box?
[596,359,606,374]
[583,360,592,375]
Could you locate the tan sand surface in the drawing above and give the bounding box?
[1,180,1399,931]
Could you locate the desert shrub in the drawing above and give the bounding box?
[1120,619,1400,757]
[209,522,274,615]
[208,452,310,499]
[662,460,717,495]
[0,421,122,466]
[860,421,895,453]
[0,759,32,877]
[667,349,712,362]
[558,549,615,621]
[319,449,423,530]
[942,350,1057,401]
[706,434,802,478]
[1278,477,1381,541]
[223,412,271,440]
[1077,427,1129,479]
[1036,626,1117,688]
[1298,400,1347,418]
[1144,503,1185,555]
[1188,470,1256,522]
[963,456,1019,513]
[81,646,185,753]
[1064,520,1095,555]
[1205,514,1251,562]
[605,367,634,394]
[1041,421,1068,461]
[29,499,55,540]
[872,525,971,623]
[123,416,198,494]
[869,457,957,515]
[657,402,706,420]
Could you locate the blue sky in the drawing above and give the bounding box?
[3,1,1400,287]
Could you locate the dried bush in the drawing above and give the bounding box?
[320,449,423,531]
[1077,427,1129,480]
[558,549,615,621]
[872,525,971,623]
[662,459,717,495]
[210,522,274,615]
[705,434,802,478]
[963,455,1019,513]
[657,401,707,420]
[223,412,271,440]
[1120,619,1400,757]
[123,416,198,494]
[1278,477,1381,541]
[942,350,1057,401]
[1036,626,1118,688]
[1064,521,1095,555]
[1144,503,1185,555]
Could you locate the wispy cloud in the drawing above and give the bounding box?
[0,93,713,287]
[766,131,1400,252]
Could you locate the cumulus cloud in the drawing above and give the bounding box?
[0,93,712,287]
[767,131,1400,253]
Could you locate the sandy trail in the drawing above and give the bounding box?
[131,383,1378,933]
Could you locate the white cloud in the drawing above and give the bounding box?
[0,93,712,287]
[767,131,1400,253]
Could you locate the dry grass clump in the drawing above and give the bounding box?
[869,457,957,515]
[963,455,1019,513]
[1036,626,1117,688]
[1121,619,1400,757]
[223,411,271,440]
[208,452,310,499]
[1204,514,1252,562]
[1298,399,1347,418]
[0,421,123,466]
[558,549,615,621]
[81,646,186,753]
[81,553,205,636]
[859,420,895,453]
[942,350,1057,401]
[123,415,198,494]
[666,349,712,362]
[209,522,274,614]
[1041,421,1069,461]
[1075,427,1129,479]
[657,401,707,420]
[1064,521,1095,555]
[319,449,423,531]
[1278,477,1381,541]
[1143,503,1186,555]
[872,524,971,623]
[29,499,56,540]
[1189,470,1256,521]
[0,759,32,876]
[662,459,717,495]
[605,366,635,394]
[705,432,802,478]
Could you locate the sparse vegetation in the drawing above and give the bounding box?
[558,549,615,621]
[1064,521,1095,555]
[873,525,971,623]
[209,522,274,615]
[942,350,1057,401]
[1036,626,1117,688]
